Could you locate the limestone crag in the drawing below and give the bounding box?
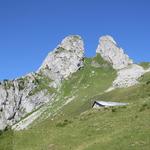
[97,35,146,88]
[96,35,133,70]
[38,35,84,87]
[112,64,145,88]
[0,35,84,130]
[0,73,55,130]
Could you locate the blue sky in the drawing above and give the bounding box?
[0,0,150,80]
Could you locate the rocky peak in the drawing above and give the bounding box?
[0,35,85,131]
[96,35,146,89]
[56,35,83,53]
[38,35,84,86]
[96,35,133,70]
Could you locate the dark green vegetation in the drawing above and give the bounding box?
[0,55,150,150]
[2,80,14,90]
[29,74,55,96]
[56,46,66,52]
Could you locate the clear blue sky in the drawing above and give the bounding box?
[0,0,150,80]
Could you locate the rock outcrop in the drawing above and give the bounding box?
[38,35,84,87]
[0,73,54,130]
[0,35,84,130]
[97,35,146,89]
[96,35,133,70]
[112,64,145,88]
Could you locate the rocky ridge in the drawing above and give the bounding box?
[0,34,149,131]
[0,35,84,130]
[38,35,84,87]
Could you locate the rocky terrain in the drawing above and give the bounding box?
[96,35,149,90]
[38,35,84,87]
[0,34,149,132]
[96,35,133,70]
[0,35,84,130]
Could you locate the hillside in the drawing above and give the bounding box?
[0,35,150,150]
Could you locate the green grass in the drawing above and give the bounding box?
[139,62,150,69]
[0,129,13,150]
[12,97,150,150]
[0,56,150,150]
[139,72,150,84]
[92,72,150,104]
[54,54,116,116]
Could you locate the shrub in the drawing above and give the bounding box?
[111,108,117,112]
[56,119,72,127]
[146,80,150,85]
[0,130,3,136]
[139,103,150,112]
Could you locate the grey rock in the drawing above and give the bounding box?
[97,35,146,89]
[38,35,84,86]
[0,35,85,130]
[0,74,54,130]
[96,35,133,70]
[112,64,145,88]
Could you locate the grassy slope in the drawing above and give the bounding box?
[1,56,150,150]
[139,62,150,69]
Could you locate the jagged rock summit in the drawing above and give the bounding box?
[97,35,145,89]
[38,35,84,87]
[96,35,133,70]
[0,35,85,131]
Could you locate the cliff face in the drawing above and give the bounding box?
[0,35,84,130]
[0,73,55,130]
[38,35,84,87]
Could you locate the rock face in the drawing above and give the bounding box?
[97,35,146,89]
[96,35,133,70]
[113,64,145,88]
[0,35,84,130]
[0,73,54,130]
[38,35,84,87]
